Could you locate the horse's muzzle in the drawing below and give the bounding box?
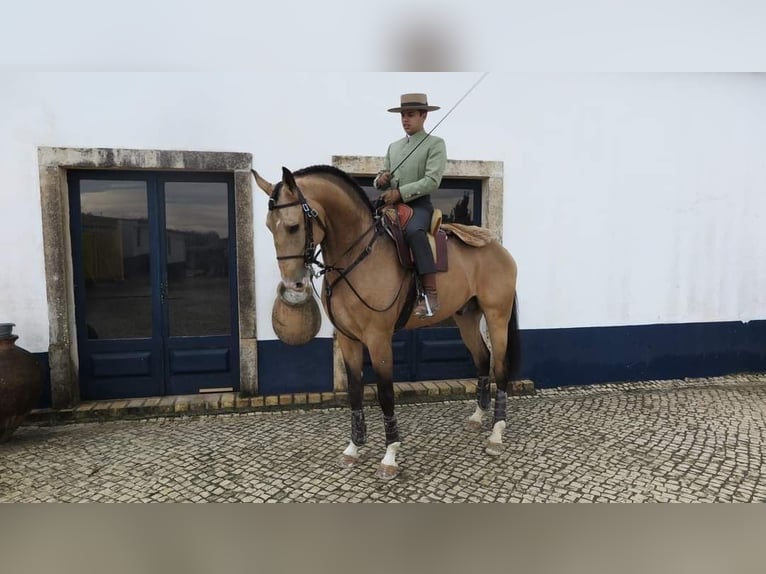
[278,280,312,305]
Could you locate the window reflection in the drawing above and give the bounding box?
[79,180,152,339]
[164,182,231,337]
[433,188,474,225]
[359,182,477,226]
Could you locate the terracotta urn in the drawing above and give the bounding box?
[0,323,44,442]
[271,282,321,345]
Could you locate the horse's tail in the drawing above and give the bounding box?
[505,294,522,381]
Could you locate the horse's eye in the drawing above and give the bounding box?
[287,224,300,235]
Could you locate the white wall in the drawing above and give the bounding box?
[1,73,765,352]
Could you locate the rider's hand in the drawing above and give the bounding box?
[380,189,402,205]
[376,171,392,187]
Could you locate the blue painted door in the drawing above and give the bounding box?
[69,171,239,400]
[356,177,482,382]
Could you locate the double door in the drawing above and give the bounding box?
[69,171,239,399]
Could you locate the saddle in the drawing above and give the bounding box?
[379,204,448,272]
[379,205,497,331]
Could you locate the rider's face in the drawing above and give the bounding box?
[401,110,426,136]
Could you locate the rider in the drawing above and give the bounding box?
[374,93,447,318]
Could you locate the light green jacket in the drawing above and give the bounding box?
[374,130,447,203]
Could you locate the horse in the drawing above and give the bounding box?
[253,165,521,480]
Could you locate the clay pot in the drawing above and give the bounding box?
[271,282,321,345]
[0,324,44,443]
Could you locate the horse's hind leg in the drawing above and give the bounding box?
[366,335,401,481]
[483,295,521,457]
[453,300,491,431]
[337,334,366,468]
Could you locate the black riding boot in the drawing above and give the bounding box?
[414,273,439,318]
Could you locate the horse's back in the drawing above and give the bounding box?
[445,230,516,281]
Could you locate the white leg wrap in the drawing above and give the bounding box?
[381,442,401,467]
[488,420,506,445]
[468,406,486,425]
[343,441,359,458]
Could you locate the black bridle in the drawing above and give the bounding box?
[269,198,326,269]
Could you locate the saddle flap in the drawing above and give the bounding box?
[428,230,448,273]
[381,207,412,268]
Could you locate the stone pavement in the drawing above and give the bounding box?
[2,374,765,502]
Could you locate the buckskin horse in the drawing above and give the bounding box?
[253,165,521,480]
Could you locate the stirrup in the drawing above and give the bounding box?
[414,294,436,318]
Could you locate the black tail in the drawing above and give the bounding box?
[505,295,522,381]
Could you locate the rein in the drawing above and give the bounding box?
[268,178,410,340]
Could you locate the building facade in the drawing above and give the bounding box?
[1,73,764,408]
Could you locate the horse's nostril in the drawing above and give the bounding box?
[296,282,304,290]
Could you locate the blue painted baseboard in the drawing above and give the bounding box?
[256,338,334,395]
[258,320,766,393]
[28,320,766,402]
[520,320,766,388]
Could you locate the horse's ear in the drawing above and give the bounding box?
[251,169,273,196]
[281,166,297,191]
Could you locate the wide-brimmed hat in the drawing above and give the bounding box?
[387,93,440,113]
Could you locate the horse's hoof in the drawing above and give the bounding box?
[485,440,505,457]
[465,418,483,431]
[338,454,360,468]
[375,464,400,481]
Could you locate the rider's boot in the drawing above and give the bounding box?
[413,273,439,318]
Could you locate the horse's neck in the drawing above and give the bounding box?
[308,184,374,266]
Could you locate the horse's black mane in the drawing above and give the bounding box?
[272,164,374,214]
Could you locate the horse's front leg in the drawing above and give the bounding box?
[468,375,492,430]
[368,337,401,480]
[337,335,366,468]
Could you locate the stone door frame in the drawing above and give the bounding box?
[37,147,257,408]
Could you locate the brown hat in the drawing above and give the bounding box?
[387,93,440,113]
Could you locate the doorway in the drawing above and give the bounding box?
[68,170,239,399]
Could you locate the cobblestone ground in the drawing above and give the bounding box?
[2,375,766,502]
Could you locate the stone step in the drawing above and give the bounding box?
[25,379,536,426]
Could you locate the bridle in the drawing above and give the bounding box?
[268,180,327,269]
[266,177,410,340]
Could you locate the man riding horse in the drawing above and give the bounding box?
[374,92,446,318]
[254,85,520,480]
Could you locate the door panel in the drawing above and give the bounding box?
[169,348,230,374]
[71,176,163,399]
[161,178,238,395]
[91,351,152,377]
